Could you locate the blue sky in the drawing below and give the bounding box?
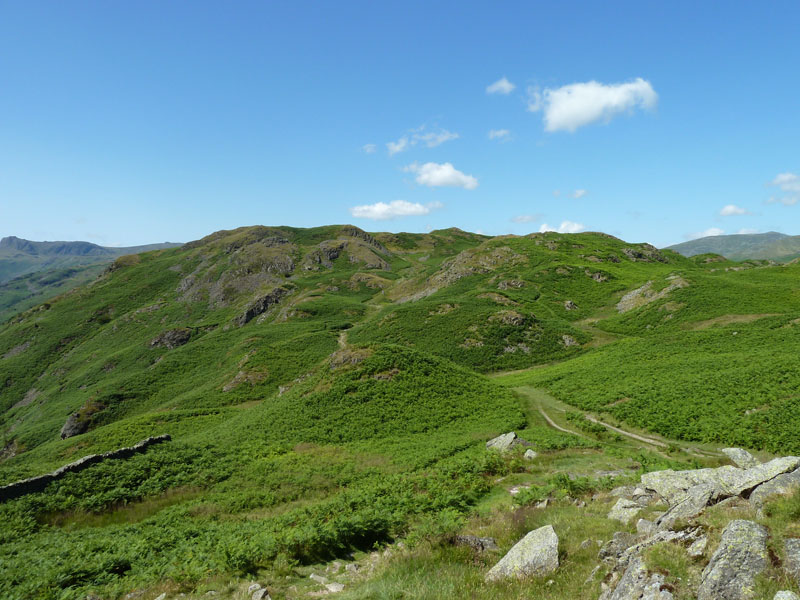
[2,1,799,247]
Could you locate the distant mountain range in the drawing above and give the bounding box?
[0,237,181,321]
[665,231,800,262]
[0,236,181,283]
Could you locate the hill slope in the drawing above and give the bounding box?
[2,224,800,598]
[666,231,800,261]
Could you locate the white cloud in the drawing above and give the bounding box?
[767,172,800,205]
[386,126,459,156]
[511,214,543,224]
[571,189,588,199]
[685,227,725,240]
[404,162,478,190]
[386,137,410,156]
[362,143,377,154]
[528,78,658,133]
[719,204,748,216]
[538,220,586,234]
[552,190,561,197]
[486,77,515,95]
[349,200,443,221]
[488,129,511,141]
[737,228,760,235]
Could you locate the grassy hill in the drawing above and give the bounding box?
[2,224,800,599]
[665,231,800,261]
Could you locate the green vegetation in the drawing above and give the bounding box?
[2,224,800,598]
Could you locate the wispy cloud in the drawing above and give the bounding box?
[404,162,478,190]
[539,220,586,234]
[486,77,515,95]
[511,214,543,224]
[719,204,749,216]
[737,228,760,235]
[349,200,443,220]
[571,189,587,199]
[386,126,459,156]
[362,143,377,154]
[685,227,725,240]
[528,78,657,133]
[767,172,800,205]
[488,129,511,141]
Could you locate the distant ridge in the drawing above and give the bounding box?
[665,231,800,262]
[0,236,182,283]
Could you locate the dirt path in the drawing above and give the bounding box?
[537,407,585,437]
[584,415,668,448]
[337,330,347,348]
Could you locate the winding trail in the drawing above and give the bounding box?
[584,414,668,448]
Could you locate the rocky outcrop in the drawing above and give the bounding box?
[149,328,192,350]
[236,287,291,326]
[722,448,761,469]
[785,538,800,585]
[0,435,171,502]
[653,482,715,530]
[608,499,641,524]
[640,456,800,505]
[453,535,498,552]
[486,432,530,452]
[775,592,800,600]
[600,556,673,600]
[60,412,90,439]
[697,520,768,600]
[485,525,558,581]
[750,468,800,512]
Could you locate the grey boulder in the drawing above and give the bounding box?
[608,498,642,524]
[750,468,800,511]
[786,538,800,585]
[485,525,559,581]
[600,556,673,600]
[697,520,768,600]
[722,448,760,469]
[486,432,517,452]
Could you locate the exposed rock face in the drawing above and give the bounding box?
[598,532,636,565]
[524,449,538,460]
[697,520,768,600]
[640,457,800,505]
[60,412,89,440]
[600,556,673,600]
[486,432,530,452]
[785,538,800,585]
[485,525,558,581]
[608,498,642,524]
[616,277,688,314]
[750,468,800,511]
[149,328,192,349]
[775,592,800,600]
[688,535,708,558]
[561,334,579,347]
[236,287,291,326]
[654,482,715,530]
[722,448,761,469]
[564,300,578,311]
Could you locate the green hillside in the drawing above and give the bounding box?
[665,231,800,261]
[2,224,800,599]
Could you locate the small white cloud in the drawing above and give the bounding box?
[488,129,511,141]
[538,220,586,234]
[486,77,515,95]
[511,214,543,224]
[386,126,459,156]
[685,227,725,240]
[362,143,377,154]
[404,162,478,190]
[719,204,749,216]
[528,78,658,133]
[552,190,561,197]
[767,172,800,205]
[386,137,410,156]
[737,228,760,235]
[571,189,588,199]
[349,200,443,221]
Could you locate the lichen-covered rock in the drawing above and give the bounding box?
[654,483,715,530]
[236,287,291,326]
[774,592,800,600]
[785,538,800,585]
[453,535,498,552]
[485,525,558,581]
[641,457,800,505]
[722,448,760,469]
[486,432,517,452]
[688,535,708,558]
[599,532,637,564]
[697,520,768,600]
[524,449,537,460]
[599,556,673,600]
[608,498,642,524]
[636,519,655,536]
[750,468,800,511]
